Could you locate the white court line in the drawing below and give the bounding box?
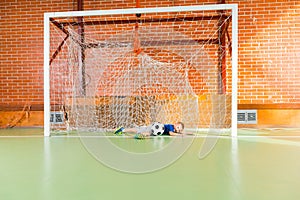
[0,135,44,138]
[49,134,300,139]
[1,134,300,141]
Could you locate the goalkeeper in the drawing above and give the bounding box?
[114,122,185,139]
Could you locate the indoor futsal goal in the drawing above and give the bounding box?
[44,4,238,137]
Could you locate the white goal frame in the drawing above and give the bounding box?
[43,4,238,137]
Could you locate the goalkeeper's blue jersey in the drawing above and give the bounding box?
[163,124,175,135]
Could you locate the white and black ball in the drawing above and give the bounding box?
[150,122,165,136]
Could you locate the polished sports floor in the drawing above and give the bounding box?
[0,128,300,200]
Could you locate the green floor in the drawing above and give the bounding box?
[0,129,300,200]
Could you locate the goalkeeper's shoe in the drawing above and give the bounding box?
[114,127,124,135]
[134,133,146,140]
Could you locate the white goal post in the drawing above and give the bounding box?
[44,4,238,137]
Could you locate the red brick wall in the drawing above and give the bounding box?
[234,0,300,105]
[0,0,75,110]
[0,0,299,110]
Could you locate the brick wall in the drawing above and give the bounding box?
[0,0,299,111]
[0,0,75,110]
[232,0,300,105]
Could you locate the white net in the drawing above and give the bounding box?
[48,7,233,134]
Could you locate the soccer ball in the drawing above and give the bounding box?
[151,122,165,136]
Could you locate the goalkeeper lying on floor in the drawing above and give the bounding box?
[114,122,185,139]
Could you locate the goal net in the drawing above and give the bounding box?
[44,5,238,136]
